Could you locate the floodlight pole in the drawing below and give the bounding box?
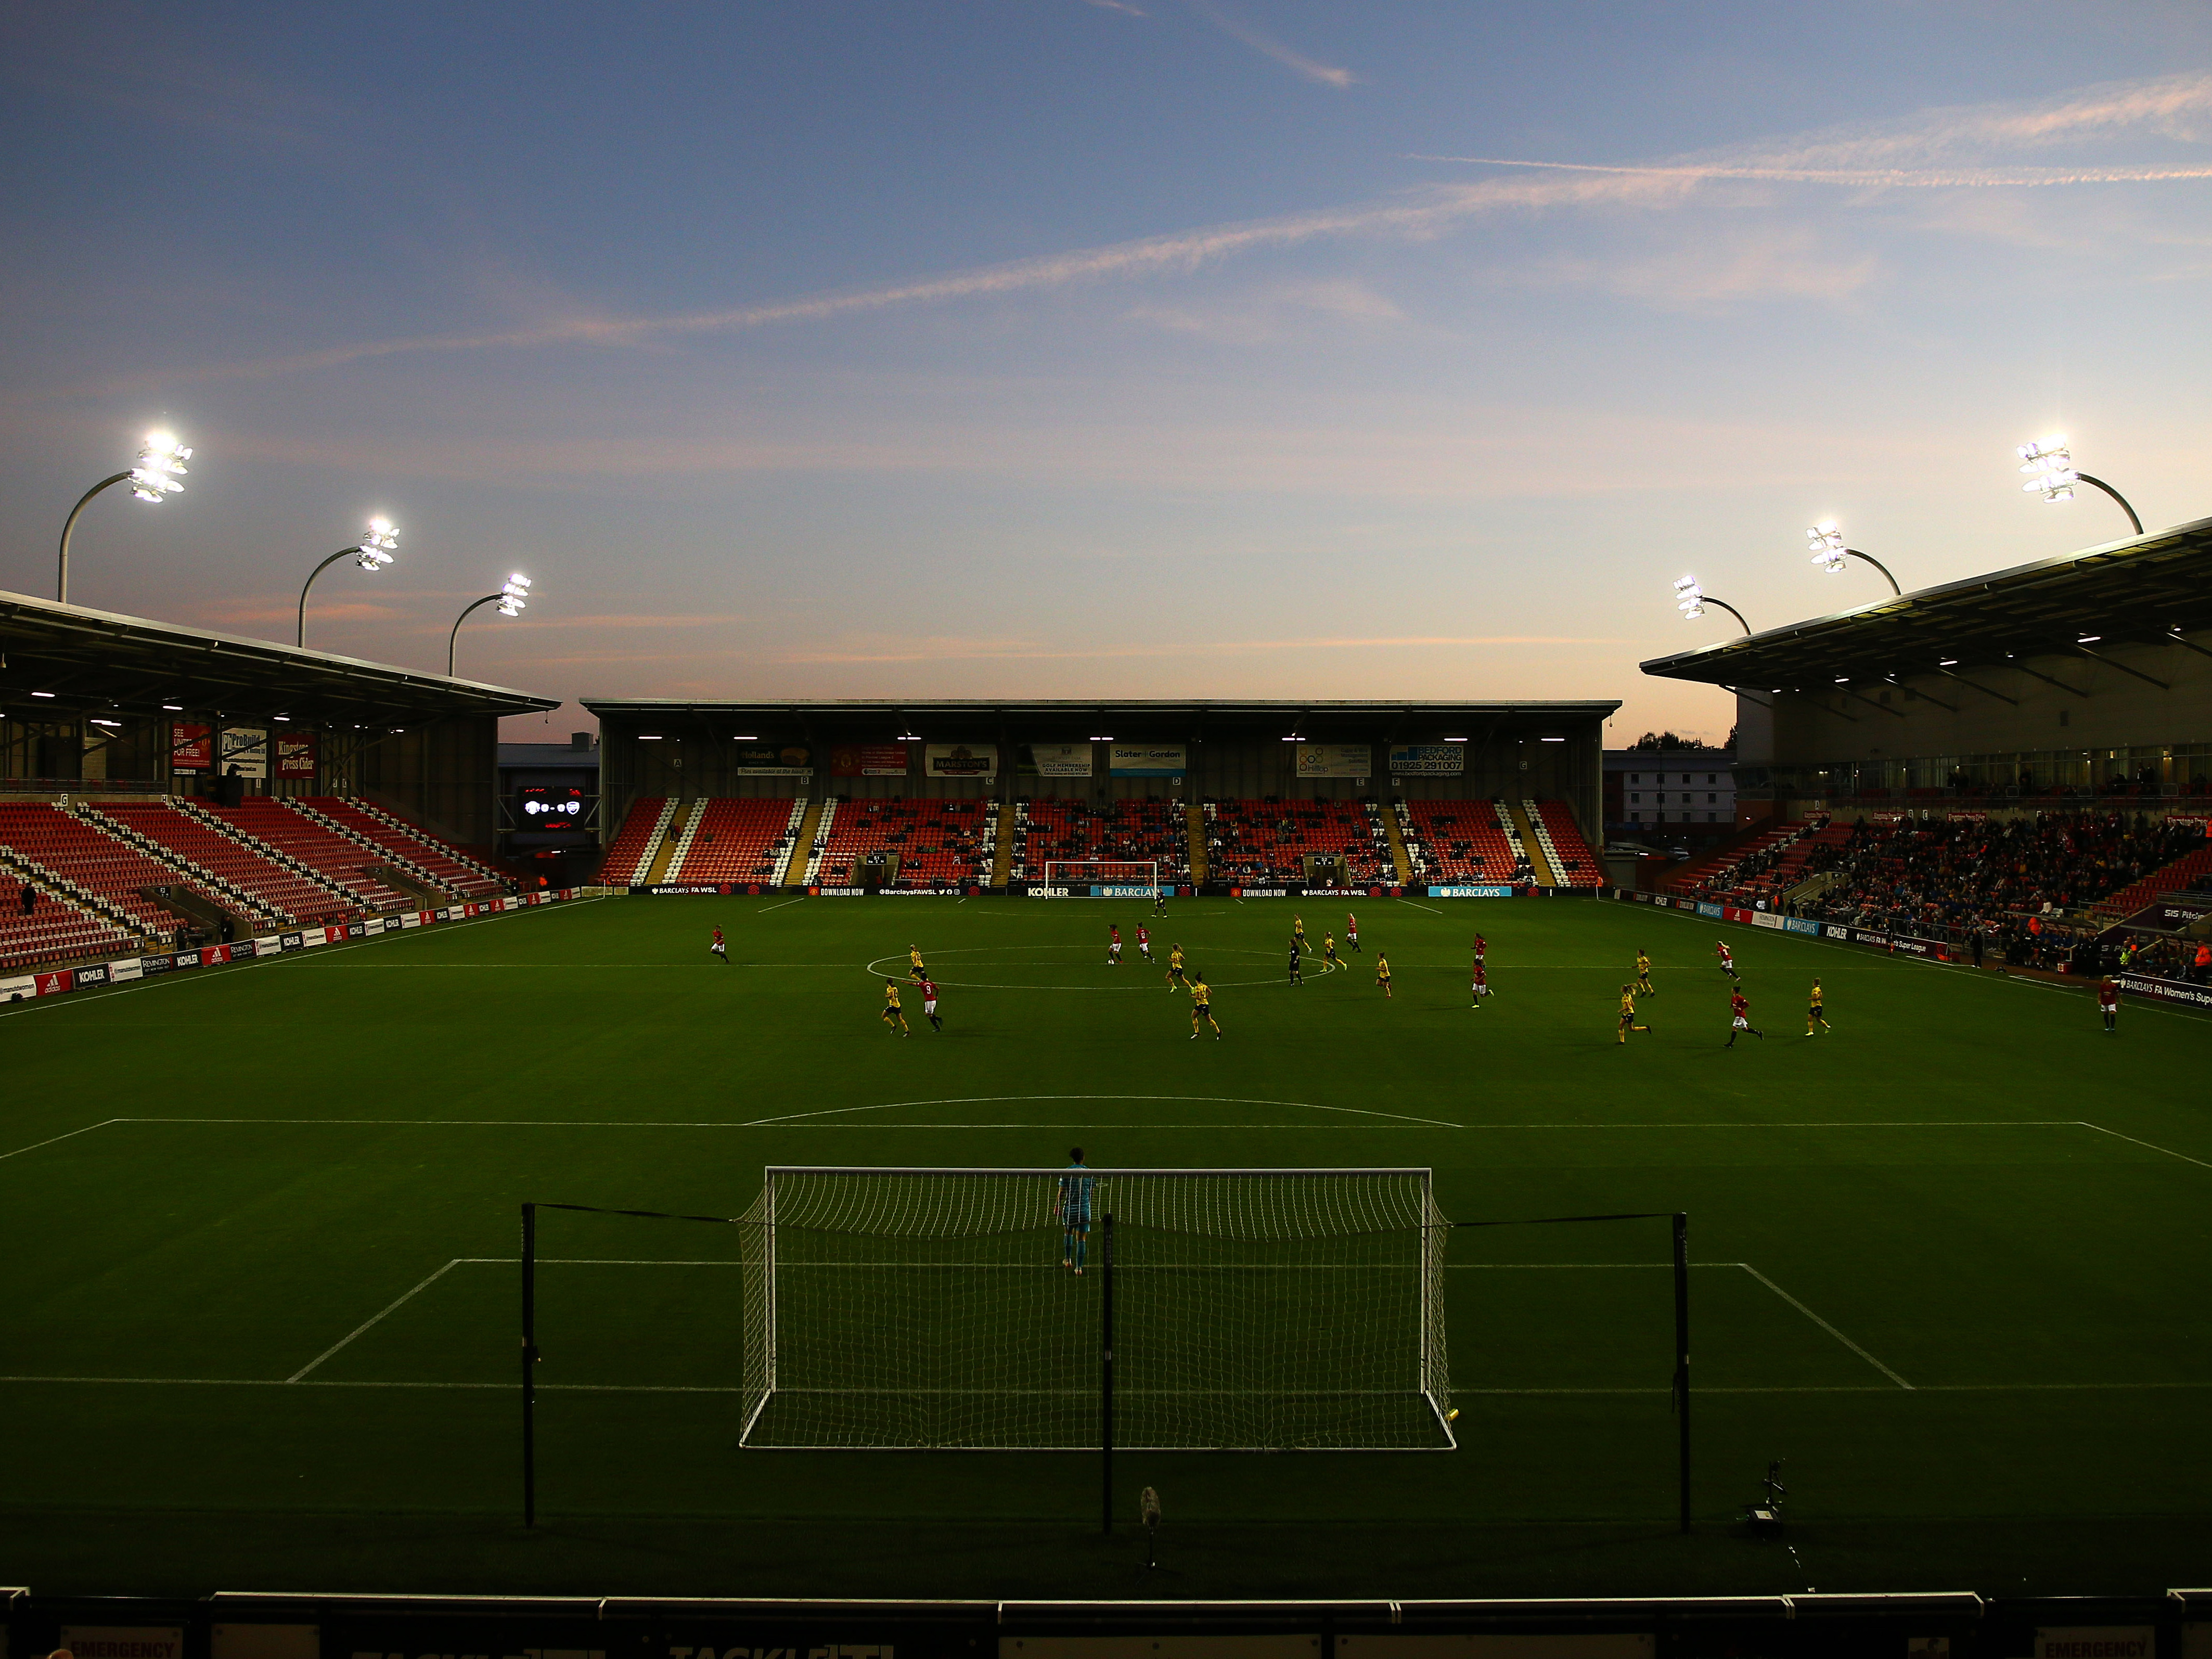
[297,548,368,648]
[521,1201,539,1528]
[448,594,507,676]
[1839,549,1902,596]
[2074,474,2144,537]
[1702,599,1753,637]
[1673,1210,1691,1534]
[1101,1210,1115,1536]
[55,472,133,605]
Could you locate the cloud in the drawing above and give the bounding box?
[1184,0,1354,87]
[1079,0,1148,14]
[80,71,2212,393]
[1127,277,1405,342]
[1524,225,1882,311]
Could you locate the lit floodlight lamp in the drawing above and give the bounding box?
[1807,520,1847,574]
[1674,575,1752,636]
[301,516,404,645]
[2016,435,2144,535]
[451,574,538,672]
[57,426,196,601]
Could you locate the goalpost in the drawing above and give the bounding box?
[1038,858,1161,898]
[735,1166,1454,1453]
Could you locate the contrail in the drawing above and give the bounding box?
[1408,155,2212,189]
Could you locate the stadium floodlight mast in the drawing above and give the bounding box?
[297,517,401,646]
[2017,437,2143,536]
[448,573,533,675]
[1805,519,1901,596]
[56,428,192,603]
[1673,576,1751,636]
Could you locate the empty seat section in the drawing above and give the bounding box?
[1535,801,1603,886]
[302,798,504,898]
[815,799,993,888]
[0,803,217,938]
[1013,799,1189,883]
[201,802,405,910]
[602,798,670,885]
[0,879,137,970]
[1201,800,1392,884]
[1398,801,1517,882]
[675,798,802,883]
[104,803,349,924]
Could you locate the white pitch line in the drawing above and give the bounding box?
[2076,1121,2212,1172]
[1736,1262,1913,1390]
[286,1258,463,1382]
[0,1117,123,1163]
[735,1093,1462,1129]
[1395,898,1445,915]
[757,896,805,913]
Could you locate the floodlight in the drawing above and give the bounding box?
[1674,575,1704,620]
[1807,519,1847,574]
[2019,436,2077,503]
[353,516,400,571]
[128,430,192,503]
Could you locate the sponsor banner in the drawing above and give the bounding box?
[1722,906,1757,924]
[170,722,213,771]
[1752,911,1786,930]
[62,1628,185,1659]
[36,970,71,996]
[73,964,110,989]
[109,958,145,983]
[255,936,281,954]
[2123,899,2212,933]
[1946,809,1988,823]
[2116,972,2212,1010]
[139,953,174,975]
[1095,884,1160,898]
[829,743,910,778]
[400,914,421,928]
[812,886,867,897]
[1232,886,1293,898]
[1429,885,1514,898]
[1304,886,1379,898]
[1028,886,1071,898]
[2161,813,2209,834]
[923,742,997,780]
[219,725,269,780]
[637,883,729,895]
[1294,742,1371,780]
[298,928,326,948]
[170,950,204,969]
[1109,743,1187,777]
[1696,901,1725,919]
[275,730,318,779]
[279,932,304,951]
[345,921,366,939]
[874,886,970,896]
[1389,743,1464,775]
[734,742,812,777]
[1824,923,1849,938]
[1869,810,1908,824]
[0,974,36,1001]
[1784,917,1820,935]
[1030,742,1092,779]
[2035,1630,2153,1659]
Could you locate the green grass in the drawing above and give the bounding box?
[4,890,2210,1598]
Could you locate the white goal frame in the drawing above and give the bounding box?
[737,1164,1454,1453]
[1039,858,1161,899]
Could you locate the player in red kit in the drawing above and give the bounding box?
[1726,987,1763,1047]
[709,926,728,963]
[1345,913,1359,953]
[1108,925,1122,966]
[1470,956,1489,1009]
[1135,924,1152,963]
[2098,976,2119,1033]
[1716,940,1740,981]
[918,976,943,1032]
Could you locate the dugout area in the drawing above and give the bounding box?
[3,889,2209,1599]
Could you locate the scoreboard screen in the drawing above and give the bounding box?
[517,786,589,830]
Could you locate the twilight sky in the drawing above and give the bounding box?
[5,3,2211,744]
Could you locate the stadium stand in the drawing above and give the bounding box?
[1200,799,1392,885]
[102,801,356,924]
[0,802,253,947]
[2095,838,2212,919]
[602,797,673,885]
[1802,811,2206,937]
[0,877,138,970]
[195,800,408,912]
[1395,800,1526,884]
[1529,799,1603,886]
[301,798,506,899]
[669,798,807,885]
[1011,798,1191,884]
[1669,817,1835,902]
[813,798,996,888]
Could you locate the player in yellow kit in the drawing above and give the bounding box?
[1375,952,1392,998]
[1617,984,1650,1044]
[908,945,927,984]
[881,979,910,1036]
[1189,974,1220,1039]
[1165,944,1187,991]
[1634,950,1655,996]
[1807,979,1830,1036]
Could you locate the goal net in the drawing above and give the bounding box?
[1039,859,1160,897]
[736,1166,1453,1451]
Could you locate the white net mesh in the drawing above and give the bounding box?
[737,1167,1452,1451]
[1041,860,1159,894]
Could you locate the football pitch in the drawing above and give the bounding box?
[4,891,2210,1598]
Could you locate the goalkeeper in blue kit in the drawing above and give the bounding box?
[1059,1148,1095,1276]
